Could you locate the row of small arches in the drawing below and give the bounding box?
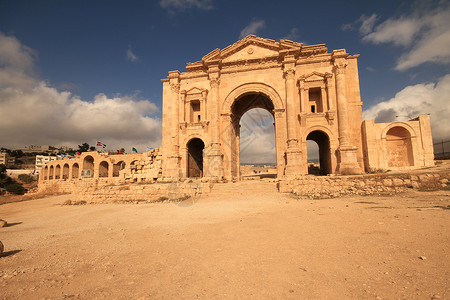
[41,155,139,180]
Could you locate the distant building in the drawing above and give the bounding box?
[35,155,58,174]
[0,152,15,167]
[0,152,6,165]
[21,145,51,153]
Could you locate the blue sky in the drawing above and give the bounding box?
[0,0,449,161]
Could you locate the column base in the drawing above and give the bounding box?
[284,147,303,177]
[162,155,181,179]
[204,143,223,180]
[337,146,362,175]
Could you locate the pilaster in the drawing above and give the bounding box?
[283,55,302,177]
[205,62,223,180]
[166,71,182,178]
[333,53,362,174]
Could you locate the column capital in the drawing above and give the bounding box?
[170,82,180,93]
[333,61,348,74]
[283,68,295,80]
[209,77,220,88]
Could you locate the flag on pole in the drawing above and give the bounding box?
[118,149,121,154]
[77,152,81,155]
[132,147,138,153]
[68,153,74,157]
[96,141,106,148]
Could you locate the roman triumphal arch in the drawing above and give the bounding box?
[160,35,435,180]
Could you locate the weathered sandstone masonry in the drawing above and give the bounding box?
[280,172,450,198]
[160,35,434,180]
[38,35,436,200]
[39,149,162,189]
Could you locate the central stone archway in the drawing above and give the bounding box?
[221,83,286,179]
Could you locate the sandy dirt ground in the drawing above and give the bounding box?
[0,188,449,299]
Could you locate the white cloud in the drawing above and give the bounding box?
[239,108,276,164]
[239,20,266,39]
[362,17,422,46]
[126,46,139,62]
[282,28,300,41]
[0,32,161,151]
[358,14,378,35]
[359,3,450,70]
[363,74,450,141]
[159,0,213,11]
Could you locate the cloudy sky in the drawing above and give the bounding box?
[0,0,449,162]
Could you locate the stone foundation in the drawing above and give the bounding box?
[69,180,211,203]
[279,172,450,198]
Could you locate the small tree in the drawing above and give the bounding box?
[77,143,90,153]
[5,182,26,195]
[18,174,34,184]
[0,164,6,175]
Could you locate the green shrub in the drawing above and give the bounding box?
[5,183,26,195]
[18,174,34,184]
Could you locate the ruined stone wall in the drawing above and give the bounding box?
[70,180,211,203]
[38,149,163,194]
[279,172,450,198]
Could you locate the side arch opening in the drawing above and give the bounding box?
[72,163,79,179]
[63,163,69,179]
[113,161,125,177]
[187,138,205,178]
[83,155,94,177]
[99,161,109,178]
[306,130,331,175]
[385,126,414,167]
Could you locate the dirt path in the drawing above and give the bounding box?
[1,190,449,299]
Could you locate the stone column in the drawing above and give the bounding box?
[180,90,187,122]
[166,71,181,178]
[220,113,232,180]
[333,59,362,174]
[283,55,302,177]
[321,86,327,112]
[298,79,307,113]
[205,66,223,179]
[201,89,207,121]
[274,108,286,178]
[325,75,334,111]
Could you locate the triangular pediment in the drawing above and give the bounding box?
[186,87,203,94]
[301,71,332,82]
[201,35,302,64]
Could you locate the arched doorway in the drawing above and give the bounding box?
[113,161,125,177]
[63,163,69,179]
[55,165,61,179]
[83,155,94,177]
[187,138,204,178]
[43,166,48,180]
[306,130,331,175]
[49,165,54,180]
[72,163,79,178]
[99,161,109,177]
[385,126,414,167]
[231,93,276,178]
[239,108,276,177]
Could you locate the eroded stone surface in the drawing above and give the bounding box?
[38,36,435,200]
